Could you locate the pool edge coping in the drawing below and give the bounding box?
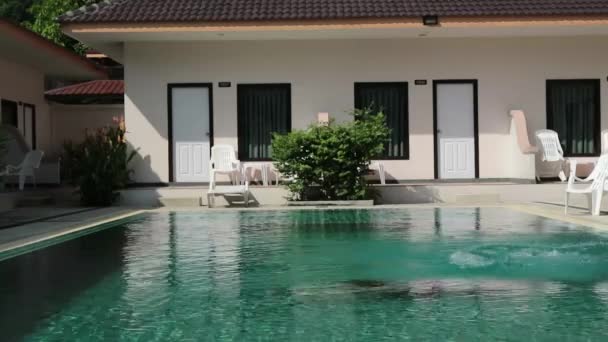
[0,209,148,260]
[1,203,603,261]
[506,204,608,230]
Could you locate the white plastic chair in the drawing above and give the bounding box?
[565,154,608,216]
[0,150,44,190]
[207,145,249,207]
[209,144,241,187]
[535,129,567,181]
[601,129,608,155]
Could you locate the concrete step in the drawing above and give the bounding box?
[16,194,54,207]
[159,197,202,207]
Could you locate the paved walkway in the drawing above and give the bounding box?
[0,207,97,229]
[0,207,145,255]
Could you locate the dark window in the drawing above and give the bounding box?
[237,84,291,161]
[1,99,18,127]
[355,82,409,159]
[547,80,601,156]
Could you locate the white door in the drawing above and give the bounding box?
[172,86,211,183]
[436,82,476,179]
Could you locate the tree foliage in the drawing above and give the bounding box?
[26,0,94,54]
[0,0,36,23]
[0,0,93,54]
[272,109,390,201]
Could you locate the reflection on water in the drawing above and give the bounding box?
[1,208,608,341]
[0,224,128,341]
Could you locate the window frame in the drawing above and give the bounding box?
[237,83,292,161]
[22,102,36,149]
[354,82,410,160]
[546,79,601,157]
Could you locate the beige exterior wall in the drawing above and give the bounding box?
[49,104,123,155]
[0,57,51,153]
[123,36,608,183]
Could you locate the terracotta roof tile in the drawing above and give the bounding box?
[59,0,608,23]
[45,80,124,96]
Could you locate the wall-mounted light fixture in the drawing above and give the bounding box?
[422,15,439,26]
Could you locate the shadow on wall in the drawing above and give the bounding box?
[127,140,155,183]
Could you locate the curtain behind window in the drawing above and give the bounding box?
[237,84,291,160]
[355,82,409,159]
[547,80,600,156]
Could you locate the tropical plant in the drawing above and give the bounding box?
[0,128,9,189]
[62,120,136,206]
[0,128,7,159]
[272,108,390,201]
[0,127,8,172]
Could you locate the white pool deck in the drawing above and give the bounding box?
[0,200,607,255]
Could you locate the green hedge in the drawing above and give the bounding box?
[272,108,390,201]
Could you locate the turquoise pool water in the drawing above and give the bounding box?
[2,208,608,341]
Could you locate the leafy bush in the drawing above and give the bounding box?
[272,108,390,201]
[62,121,135,206]
[0,127,7,166]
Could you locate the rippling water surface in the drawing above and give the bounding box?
[2,208,608,341]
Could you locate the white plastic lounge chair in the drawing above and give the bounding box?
[0,150,44,190]
[601,129,608,155]
[535,129,567,181]
[565,154,608,216]
[207,182,250,208]
[209,144,241,185]
[371,162,386,185]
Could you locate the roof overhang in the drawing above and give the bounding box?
[0,19,106,80]
[45,79,123,104]
[61,16,608,61]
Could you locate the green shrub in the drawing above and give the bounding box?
[0,128,7,166]
[62,123,135,206]
[272,108,390,201]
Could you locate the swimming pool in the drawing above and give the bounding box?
[2,208,608,341]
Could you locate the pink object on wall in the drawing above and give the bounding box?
[510,110,538,154]
[317,112,330,126]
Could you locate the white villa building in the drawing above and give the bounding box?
[60,0,608,185]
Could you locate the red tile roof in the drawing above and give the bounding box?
[45,80,124,96]
[59,0,608,23]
